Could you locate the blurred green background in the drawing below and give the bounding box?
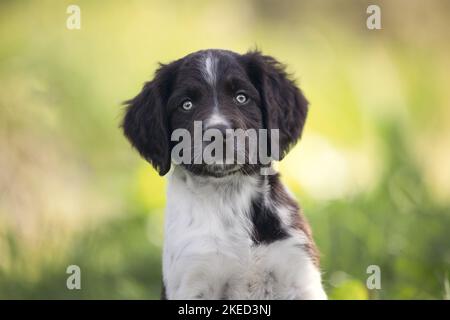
[1,0,449,299]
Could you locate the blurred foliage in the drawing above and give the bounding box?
[0,0,449,299]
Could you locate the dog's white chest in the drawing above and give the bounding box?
[162,167,326,300]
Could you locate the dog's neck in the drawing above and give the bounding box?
[167,165,294,245]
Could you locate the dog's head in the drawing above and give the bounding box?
[122,49,308,177]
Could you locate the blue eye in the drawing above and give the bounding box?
[235,93,248,105]
[181,100,193,111]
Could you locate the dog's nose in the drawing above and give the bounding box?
[204,124,232,138]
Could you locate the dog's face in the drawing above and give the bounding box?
[122,49,309,177]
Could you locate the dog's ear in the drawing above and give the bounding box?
[241,51,309,160]
[122,62,179,176]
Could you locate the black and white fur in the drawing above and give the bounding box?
[122,49,327,299]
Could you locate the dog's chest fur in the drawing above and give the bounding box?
[162,166,326,299]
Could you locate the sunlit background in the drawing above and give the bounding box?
[1,0,449,299]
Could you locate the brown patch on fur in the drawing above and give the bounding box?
[268,173,320,267]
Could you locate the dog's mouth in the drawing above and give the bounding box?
[182,162,243,177]
[204,163,242,177]
[174,131,267,177]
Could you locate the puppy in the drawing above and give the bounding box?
[122,49,326,299]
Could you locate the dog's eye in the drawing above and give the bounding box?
[234,93,248,105]
[181,100,193,111]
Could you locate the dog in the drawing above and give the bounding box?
[122,49,326,299]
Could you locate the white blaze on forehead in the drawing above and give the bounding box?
[202,51,218,86]
[202,51,223,122]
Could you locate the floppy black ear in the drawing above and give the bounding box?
[122,62,179,176]
[241,51,309,160]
